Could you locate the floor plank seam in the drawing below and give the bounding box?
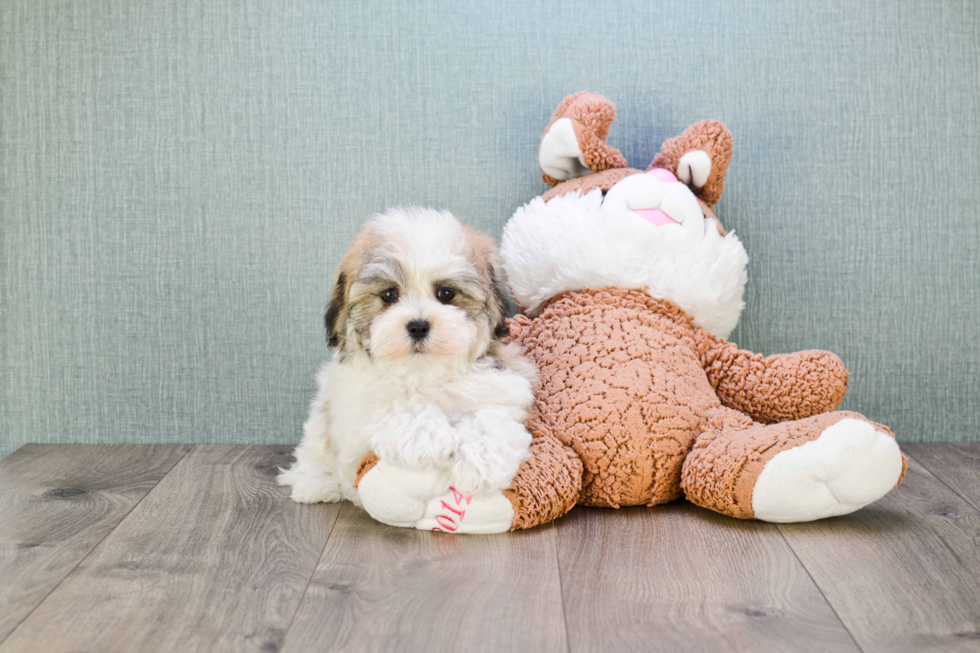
[776,526,866,653]
[279,500,346,650]
[552,522,573,653]
[905,452,980,516]
[0,444,196,650]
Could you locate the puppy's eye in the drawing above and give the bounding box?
[435,287,456,304]
[380,288,399,304]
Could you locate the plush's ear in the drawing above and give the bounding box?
[650,120,732,208]
[461,224,509,341]
[323,271,348,349]
[539,92,628,187]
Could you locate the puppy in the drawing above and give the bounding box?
[278,208,536,532]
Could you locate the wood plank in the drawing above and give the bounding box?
[0,445,339,653]
[0,444,191,643]
[556,504,858,653]
[280,503,567,653]
[779,457,980,652]
[904,443,980,513]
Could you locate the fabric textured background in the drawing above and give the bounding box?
[2,0,978,459]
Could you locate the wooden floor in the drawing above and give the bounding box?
[0,445,978,652]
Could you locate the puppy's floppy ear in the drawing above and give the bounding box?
[462,223,509,341]
[487,264,509,340]
[325,222,379,350]
[324,271,348,348]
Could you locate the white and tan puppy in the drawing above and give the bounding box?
[278,208,535,533]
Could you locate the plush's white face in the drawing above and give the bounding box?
[601,168,714,237]
[326,208,507,367]
[500,170,749,339]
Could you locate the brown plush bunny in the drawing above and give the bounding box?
[353,93,906,533]
[496,92,906,530]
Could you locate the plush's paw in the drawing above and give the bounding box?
[357,461,449,528]
[752,418,904,522]
[416,487,515,534]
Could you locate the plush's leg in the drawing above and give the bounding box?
[363,425,582,534]
[353,418,583,533]
[416,488,517,534]
[358,458,517,534]
[682,408,906,522]
[503,420,583,530]
[356,459,450,528]
[355,455,514,533]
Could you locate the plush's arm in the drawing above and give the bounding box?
[694,328,849,424]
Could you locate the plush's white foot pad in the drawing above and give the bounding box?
[752,418,903,523]
[357,461,449,528]
[357,462,514,534]
[416,488,514,534]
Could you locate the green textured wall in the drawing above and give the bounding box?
[2,0,979,458]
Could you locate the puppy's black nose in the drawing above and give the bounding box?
[406,320,430,342]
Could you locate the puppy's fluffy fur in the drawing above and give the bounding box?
[278,208,536,505]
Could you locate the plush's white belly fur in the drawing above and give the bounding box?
[501,186,749,339]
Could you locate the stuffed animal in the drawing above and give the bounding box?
[355,92,906,533]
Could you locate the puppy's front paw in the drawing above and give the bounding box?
[449,412,533,494]
[357,461,450,528]
[370,407,458,469]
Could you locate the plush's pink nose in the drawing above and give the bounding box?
[632,208,677,226]
[647,168,678,183]
[631,168,680,225]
